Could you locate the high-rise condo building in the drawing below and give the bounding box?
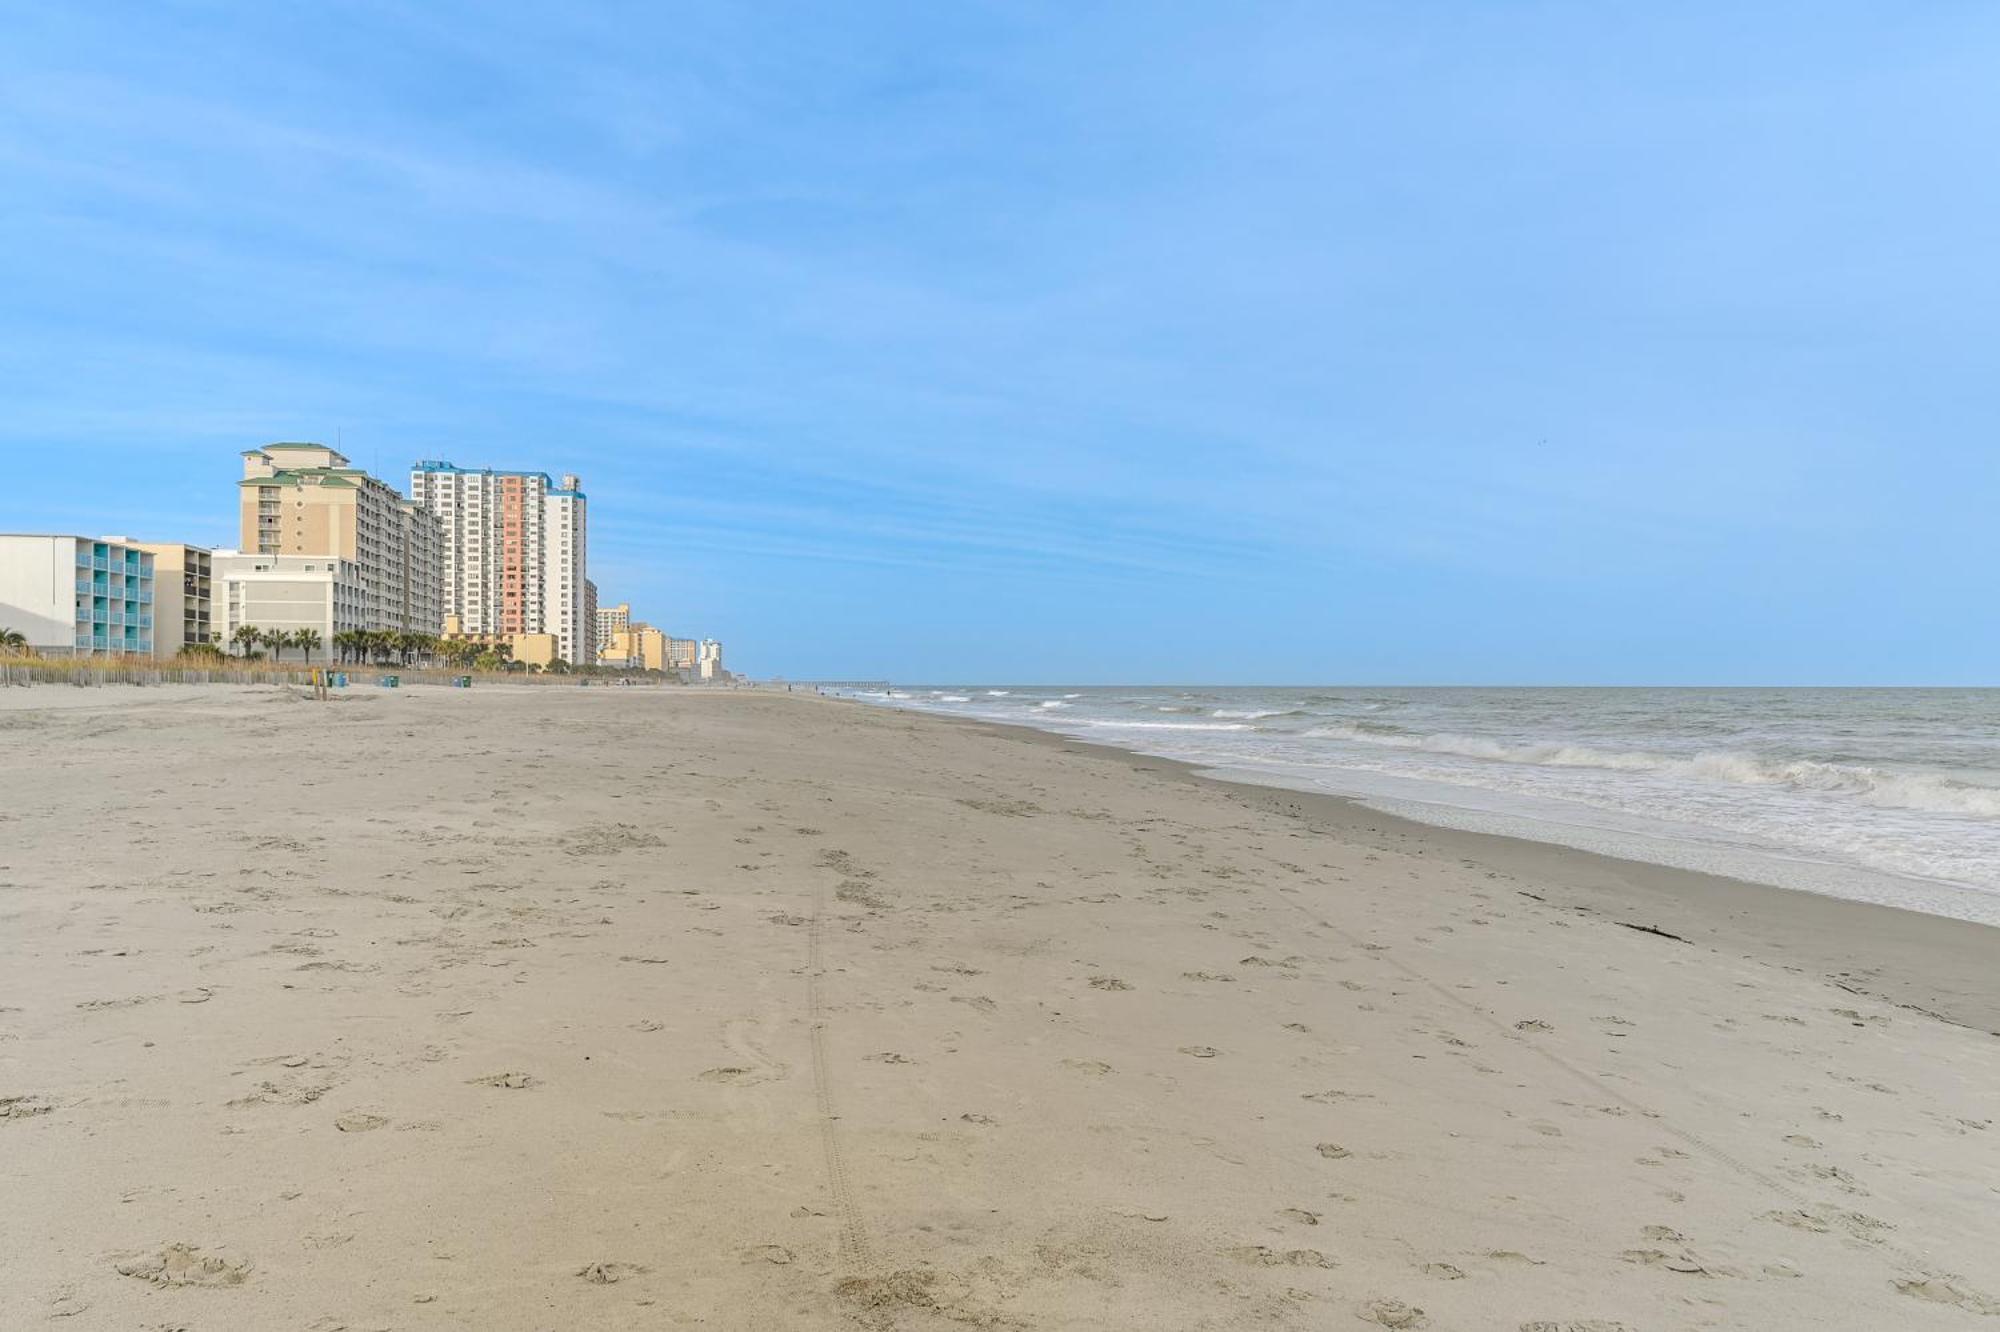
[409,461,589,668]
[237,444,442,635]
[582,579,598,666]
[0,534,156,656]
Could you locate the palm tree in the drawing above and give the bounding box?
[0,627,27,655]
[231,624,261,658]
[294,628,321,664]
[262,627,289,662]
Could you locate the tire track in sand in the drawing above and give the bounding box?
[810,866,872,1270]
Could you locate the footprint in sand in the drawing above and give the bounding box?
[1357,1298,1427,1328]
[1088,976,1133,991]
[745,1245,795,1265]
[334,1112,388,1133]
[577,1261,650,1284]
[1178,1045,1220,1058]
[114,1244,251,1288]
[1316,1143,1352,1159]
[1225,1245,1335,1268]
[865,1052,916,1064]
[1895,1278,2000,1315]
[1061,1059,1114,1075]
[1280,1208,1322,1226]
[960,1112,998,1126]
[468,1072,535,1090]
[1,1095,53,1121]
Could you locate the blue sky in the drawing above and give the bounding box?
[2,3,1994,683]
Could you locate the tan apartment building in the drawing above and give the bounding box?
[128,541,212,657]
[601,623,670,672]
[409,461,588,667]
[595,601,630,658]
[239,444,443,634]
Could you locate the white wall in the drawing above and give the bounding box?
[0,536,73,650]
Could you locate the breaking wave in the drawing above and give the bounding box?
[1087,720,1252,733]
[1303,726,2000,818]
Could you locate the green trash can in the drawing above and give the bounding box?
[378,675,399,688]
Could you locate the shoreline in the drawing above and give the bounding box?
[827,693,2000,1036]
[838,687,2000,931]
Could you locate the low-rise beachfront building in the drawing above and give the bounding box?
[127,541,213,658]
[0,534,155,656]
[211,551,366,652]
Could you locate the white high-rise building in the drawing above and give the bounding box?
[409,461,589,667]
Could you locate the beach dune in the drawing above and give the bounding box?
[1,685,1996,1328]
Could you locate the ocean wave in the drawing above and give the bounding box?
[1037,700,1070,709]
[1303,726,2000,818]
[1213,708,1284,719]
[936,694,971,703]
[1086,720,1251,733]
[986,690,1010,696]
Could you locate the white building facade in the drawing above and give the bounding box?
[211,551,367,651]
[0,534,156,656]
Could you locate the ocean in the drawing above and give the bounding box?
[840,686,2000,926]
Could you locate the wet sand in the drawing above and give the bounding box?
[2,684,1997,1329]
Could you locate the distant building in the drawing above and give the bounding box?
[128,541,213,658]
[668,637,697,672]
[211,551,366,650]
[582,579,598,665]
[0,534,155,656]
[601,623,669,673]
[409,461,588,668]
[595,601,630,658]
[239,444,441,634]
[697,638,724,681]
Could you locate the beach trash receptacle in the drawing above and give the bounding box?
[378,674,399,688]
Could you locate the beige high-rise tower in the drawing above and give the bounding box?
[233,444,442,634]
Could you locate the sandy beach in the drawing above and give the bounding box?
[2,683,1997,1330]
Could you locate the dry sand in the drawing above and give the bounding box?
[2,683,1997,1330]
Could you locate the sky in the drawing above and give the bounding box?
[2,2,1995,684]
